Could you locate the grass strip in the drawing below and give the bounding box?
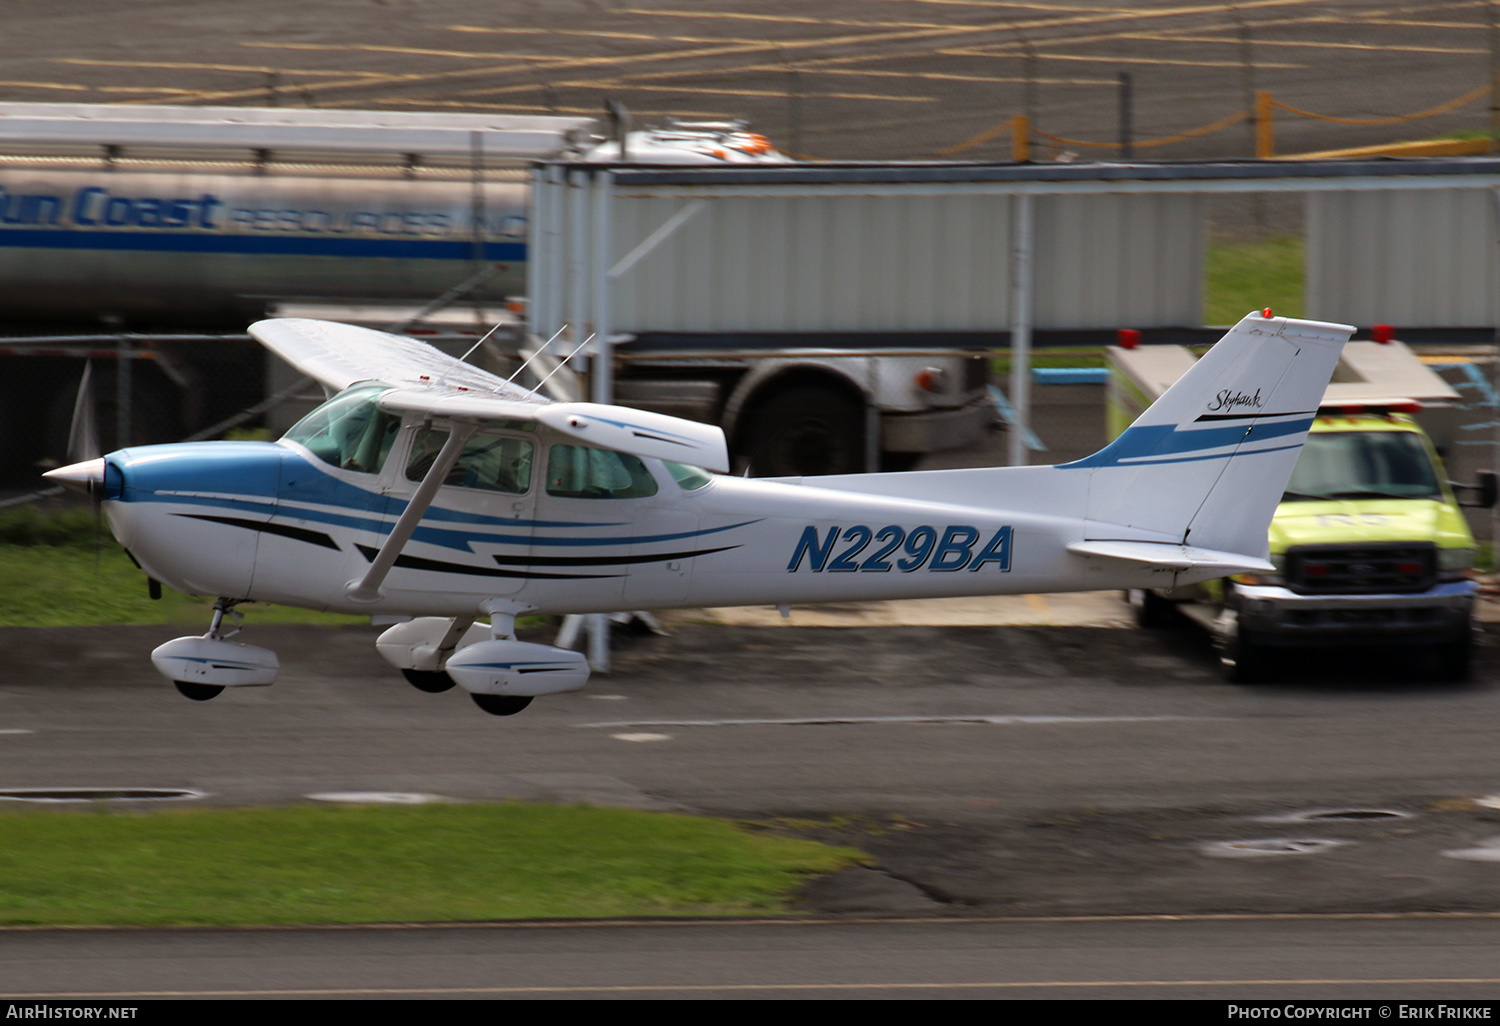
[0,544,364,627]
[0,507,363,626]
[0,804,864,926]
[1205,235,1304,325]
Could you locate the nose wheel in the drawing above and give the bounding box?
[157,599,278,702]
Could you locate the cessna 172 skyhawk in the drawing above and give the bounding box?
[45,311,1352,715]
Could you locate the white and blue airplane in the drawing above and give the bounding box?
[45,311,1352,715]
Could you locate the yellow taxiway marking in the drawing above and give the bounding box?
[93,0,1415,110]
[940,48,1306,69]
[95,87,201,95]
[764,66,1116,85]
[611,9,964,30]
[240,42,578,62]
[1116,31,1485,55]
[378,98,733,119]
[11,977,1500,998]
[447,25,812,46]
[0,81,87,92]
[1357,18,1489,29]
[530,81,938,103]
[56,57,392,77]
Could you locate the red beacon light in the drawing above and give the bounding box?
[1371,323,1394,344]
[1262,307,1274,318]
[1117,328,1141,350]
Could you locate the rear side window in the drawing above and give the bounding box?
[546,445,658,499]
[663,460,713,490]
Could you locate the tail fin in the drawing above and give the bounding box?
[1067,311,1352,558]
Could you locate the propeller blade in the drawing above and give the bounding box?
[66,361,100,463]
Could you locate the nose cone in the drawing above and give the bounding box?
[43,458,105,497]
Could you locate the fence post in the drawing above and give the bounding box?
[1255,90,1275,158]
[1490,0,1499,152]
[115,337,132,450]
[1011,113,1030,161]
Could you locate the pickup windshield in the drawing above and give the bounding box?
[1283,430,1442,502]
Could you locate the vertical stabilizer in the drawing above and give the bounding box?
[1066,311,1352,557]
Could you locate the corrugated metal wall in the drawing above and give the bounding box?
[1032,193,1203,329]
[536,176,1204,335]
[1307,189,1499,327]
[609,190,1202,332]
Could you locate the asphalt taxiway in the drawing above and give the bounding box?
[5,618,1500,996]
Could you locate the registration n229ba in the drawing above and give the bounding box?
[787,525,1013,573]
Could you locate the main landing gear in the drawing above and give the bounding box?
[151,599,280,702]
[375,608,590,717]
[471,694,533,716]
[401,669,457,694]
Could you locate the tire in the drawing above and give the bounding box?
[740,385,864,477]
[174,681,224,701]
[402,669,457,694]
[472,694,533,716]
[1431,630,1473,683]
[1222,630,1270,684]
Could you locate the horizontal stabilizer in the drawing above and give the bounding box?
[1067,540,1273,575]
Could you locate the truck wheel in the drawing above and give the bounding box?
[741,386,864,477]
[1431,631,1473,682]
[1222,630,1269,683]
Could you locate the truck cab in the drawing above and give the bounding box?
[1108,336,1492,681]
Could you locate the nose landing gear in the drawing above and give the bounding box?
[151,599,279,702]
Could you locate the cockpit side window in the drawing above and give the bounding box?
[406,428,534,495]
[282,386,400,475]
[546,445,658,499]
[662,460,713,490]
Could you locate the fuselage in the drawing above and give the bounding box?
[100,428,1115,619]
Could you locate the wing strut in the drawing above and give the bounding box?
[347,422,478,603]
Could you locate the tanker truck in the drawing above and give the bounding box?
[0,103,989,480]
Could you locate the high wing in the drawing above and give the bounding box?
[249,317,529,396]
[248,317,730,472]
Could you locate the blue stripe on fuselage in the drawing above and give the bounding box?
[113,441,758,553]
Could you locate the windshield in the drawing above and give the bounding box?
[281,385,400,475]
[1283,429,1442,501]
